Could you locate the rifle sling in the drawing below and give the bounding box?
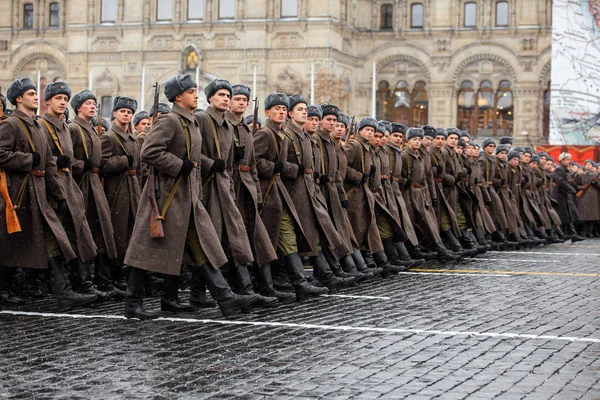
[74,123,90,159]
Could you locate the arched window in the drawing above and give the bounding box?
[457,81,475,133]
[464,2,477,27]
[411,3,424,28]
[376,80,391,120]
[496,1,509,26]
[392,81,411,124]
[477,80,494,136]
[49,3,60,27]
[381,4,393,30]
[157,0,173,21]
[23,3,34,29]
[495,80,513,136]
[457,80,513,136]
[412,81,428,127]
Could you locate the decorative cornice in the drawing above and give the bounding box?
[376,54,431,83]
[453,53,516,83]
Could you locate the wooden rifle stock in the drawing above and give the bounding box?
[97,103,104,136]
[0,170,21,234]
[576,177,599,198]
[147,82,164,239]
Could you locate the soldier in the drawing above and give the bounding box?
[530,154,563,243]
[40,82,114,300]
[575,159,600,237]
[0,78,96,311]
[133,111,151,138]
[227,84,294,301]
[253,93,327,301]
[124,74,261,319]
[196,79,276,307]
[519,148,549,241]
[244,115,262,131]
[69,90,120,295]
[553,152,585,242]
[148,102,171,123]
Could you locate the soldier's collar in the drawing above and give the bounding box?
[12,109,36,125]
[266,119,285,140]
[172,104,195,123]
[206,106,228,127]
[42,112,64,129]
[110,123,132,140]
[357,135,371,151]
[316,129,331,143]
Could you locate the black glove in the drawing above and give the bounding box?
[474,178,479,184]
[522,175,529,184]
[297,164,306,177]
[341,200,349,209]
[273,160,284,175]
[56,199,67,217]
[360,173,368,184]
[536,180,543,188]
[320,174,329,185]
[432,198,438,208]
[436,165,443,176]
[404,178,412,189]
[466,166,472,174]
[313,171,321,183]
[591,180,598,187]
[126,155,134,168]
[456,172,463,181]
[257,202,263,211]
[56,155,70,169]
[84,158,94,172]
[381,178,388,185]
[501,179,506,186]
[179,159,195,176]
[31,152,41,168]
[369,165,377,176]
[211,158,226,173]
[234,146,245,162]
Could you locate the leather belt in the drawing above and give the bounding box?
[476,183,484,187]
[126,170,137,176]
[552,182,558,187]
[411,182,422,188]
[381,174,389,179]
[305,168,313,174]
[235,165,250,172]
[515,184,521,187]
[91,167,100,174]
[392,177,399,182]
[541,185,547,189]
[434,178,443,183]
[30,170,46,177]
[486,181,493,185]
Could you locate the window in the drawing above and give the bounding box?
[157,0,173,20]
[188,0,204,20]
[464,2,476,27]
[219,0,235,19]
[456,80,513,136]
[457,81,475,133]
[101,0,117,22]
[377,80,429,126]
[412,81,429,127]
[23,3,34,29]
[380,4,393,30]
[411,3,423,28]
[376,81,391,120]
[496,1,508,26]
[281,0,298,17]
[49,3,60,27]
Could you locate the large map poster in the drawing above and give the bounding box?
[550,0,600,145]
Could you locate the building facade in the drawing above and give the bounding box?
[0,0,552,143]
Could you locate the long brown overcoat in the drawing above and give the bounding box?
[124,104,228,275]
[495,159,520,234]
[575,171,600,221]
[41,113,97,261]
[552,164,580,224]
[253,119,312,254]
[430,146,459,235]
[227,112,277,267]
[100,123,141,264]
[468,156,495,234]
[196,107,254,266]
[520,163,548,229]
[333,138,360,250]
[387,143,419,245]
[540,169,562,228]
[373,145,407,242]
[69,117,117,259]
[0,109,76,267]
[478,152,509,232]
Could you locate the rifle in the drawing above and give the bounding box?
[97,103,104,136]
[576,177,599,198]
[0,87,21,234]
[346,116,356,143]
[251,97,259,135]
[148,83,164,239]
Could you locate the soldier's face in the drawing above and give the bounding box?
[446,134,458,148]
[465,146,474,156]
[509,158,519,167]
[210,89,231,112]
[370,132,382,147]
[265,105,287,124]
[136,118,151,133]
[304,116,320,134]
[421,135,432,148]
[332,122,346,140]
[521,153,531,163]
[496,152,507,161]
[178,88,199,111]
[455,146,464,155]
[408,137,422,150]
[388,132,402,147]
[380,134,388,146]
[545,161,553,171]
[113,108,133,125]
[585,162,593,171]
[230,95,248,114]
[530,161,538,170]
[18,89,38,111]
[78,99,97,119]
[321,115,337,133]
[484,144,496,155]
[46,94,69,116]
[359,127,374,142]
[540,156,547,164]
[289,104,307,125]
[433,135,445,149]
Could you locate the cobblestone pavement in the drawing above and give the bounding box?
[1,240,600,399]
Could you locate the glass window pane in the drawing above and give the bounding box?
[157,0,173,20]
[49,3,60,26]
[281,0,298,17]
[102,0,117,22]
[188,0,204,19]
[496,2,508,26]
[219,0,235,19]
[411,4,423,28]
[24,4,34,29]
[464,3,476,27]
[381,4,393,29]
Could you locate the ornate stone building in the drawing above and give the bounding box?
[0,0,552,143]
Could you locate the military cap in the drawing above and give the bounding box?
[472,141,480,149]
[71,90,97,113]
[499,136,513,145]
[461,130,471,140]
[231,84,251,100]
[530,154,541,163]
[547,156,554,162]
[205,78,232,101]
[522,147,533,155]
[392,123,407,134]
[150,102,171,115]
[7,78,36,106]
[421,125,436,137]
[63,107,70,122]
[435,128,447,138]
[512,146,524,153]
[112,96,138,113]
[537,151,548,158]
[244,114,262,127]
[265,92,289,110]
[482,138,496,148]
[378,120,391,133]
[507,151,520,161]
[133,111,150,127]
[321,103,340,119]
[0,93,6,114]
[406,127,425,140]
[92,116,110,132]
[164,74,197,102]
[558,152,572,161]
[496,144,509,154]
[358,117,377,132]
[376,122,386,134]
[446,127,461,138]
[457,138,466,148]
[584,159,594,165]
[307,105,322,119]
[338,113,350,128]
[288,93,307,111]
[44,81,71,102]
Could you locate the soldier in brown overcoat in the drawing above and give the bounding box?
[519,149,549,241]
[0,78,96,311]
[575,159,600,236]
[552,152,586,242]
[253,93,326,301]
[123,74,261,319]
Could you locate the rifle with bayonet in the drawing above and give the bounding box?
[97,103,104,136]
[251,97,259,136]
[0,86,22,234]
[148,83,165,239]
[346,115,356,143]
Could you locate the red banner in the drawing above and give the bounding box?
[535,145,600,164]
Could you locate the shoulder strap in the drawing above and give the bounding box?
[270,129,281,158]
[40,119,64,155]
[74,123,90,159]
[109,130,129,156]
[14,117,36,152]
[207,115,221,159]
[174,114,191,159]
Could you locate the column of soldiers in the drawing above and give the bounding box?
[0,74,596,318]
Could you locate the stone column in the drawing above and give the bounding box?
[512,82,541,145]
[427,83,455,128]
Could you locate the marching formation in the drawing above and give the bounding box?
[0,74,597,320]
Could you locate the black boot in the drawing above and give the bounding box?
[396,241,425,267]
[350,250,377,279]
[311,252,356,290]
[410,243,437,260]
[568,223,586,243]
[372,250,402,277]
[382,238,411,269]
[254,264,295,302]
[74,260,114,301]
[524,225,545,246]
[124,267,160,319]
[322,248,355,278]
[431,242,461,263]
[339,254,371,281]
[95,254,118,294]
[460,230,488,255]
[47,258,97,312]
[199,263,260,317]
[189,267,216,308]
[545,229,563,244]
[362,251,377,268]
[284,253,328,301]
[473,229,493,251]
[161,274,195,312]
[0,266,26,305]
[443,230,477,257]
[233,264,278,308]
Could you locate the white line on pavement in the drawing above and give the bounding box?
[322,294,392,300]
[2,310,598,344]
[474,258,560,263]
[488,251,600,257]
[400,271,512,277]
